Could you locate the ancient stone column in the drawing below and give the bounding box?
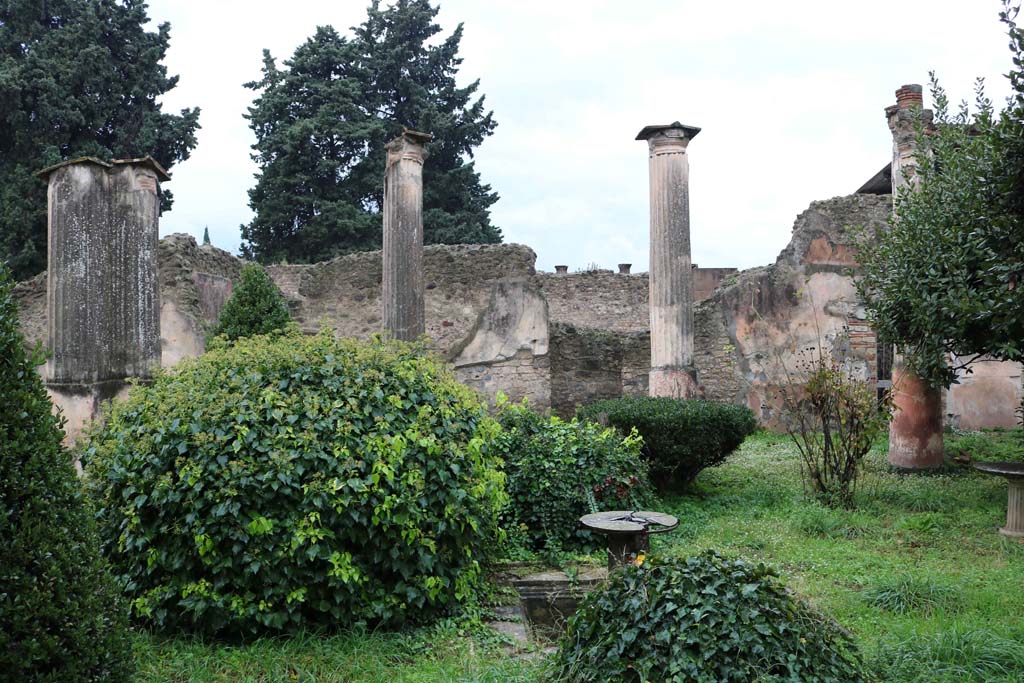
[636,122,701,398]
[382,129,432,342]
[36,156,167,442]
[884,85,945,469]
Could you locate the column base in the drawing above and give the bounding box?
[888,367,944,470]
[648,366,699,399]
[45,379,137,449]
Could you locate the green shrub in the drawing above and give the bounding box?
[577,397,757,491]
[208,263,291,346]
[494,400,652,554]
[545,551,866,683]
[83,330,506,636]
[0,269,133,682]
[780,349,892,509]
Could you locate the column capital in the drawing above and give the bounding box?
[636,122,700,153]
[386,128,433,167]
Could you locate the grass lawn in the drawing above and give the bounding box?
[132,429,1024,682]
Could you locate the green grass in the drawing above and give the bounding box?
[130,429,1024,682]
[652,429,1024,682]
[132,620,540,682]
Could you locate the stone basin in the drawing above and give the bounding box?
[508,566,607,639]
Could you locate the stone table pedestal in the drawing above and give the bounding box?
[973,462,1024,538]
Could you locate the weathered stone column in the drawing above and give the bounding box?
[382,129,432,342]
[36,156,167,442]
[885,85,945,469]
[636,122,700,398]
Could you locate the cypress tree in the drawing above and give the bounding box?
[208,264,292,345]
[0,267,133,682]
[0,0,201,281]
[241,0,500,264]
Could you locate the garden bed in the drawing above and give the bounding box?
[131,430,1024,682]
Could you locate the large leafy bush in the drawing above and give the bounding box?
[83,330,506,636]
[495,400,651,553]
[0,269,133,682]
[207,263,291,346]
[577,397,756,491]
[545,552,866,683]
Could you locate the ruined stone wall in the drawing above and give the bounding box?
[548,323,650,417]
[158,233,244,365]
[537,267,730,334]
[15,194,1020,433]
[539,270,648,333]
[12,273,46,348]
[693,194,890,426]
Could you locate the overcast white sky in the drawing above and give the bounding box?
[147,0,1014,272]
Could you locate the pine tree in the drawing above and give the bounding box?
[0,0,201,281]
[208,264,292,345]
[241,0,500,264]
[0,266,134,682]
[203,226,212,246]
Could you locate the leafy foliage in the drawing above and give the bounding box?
[855,3,1024,388]
[0,0,200,281]
[0,268,133,682]
[493,399,652,554]
[207,264,291,345]
[577,397,756,492]
[780,348,891,508]
[241,0,500,264]
[82,330,506,636]
[545,552,866,683]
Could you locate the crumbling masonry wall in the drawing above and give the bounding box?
[693,194,890,425]
[14,194,1020,432]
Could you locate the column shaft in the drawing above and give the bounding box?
[637,122,700,398]
[884,85,945,469]
[42,158,163,385]
[382,130,431,342]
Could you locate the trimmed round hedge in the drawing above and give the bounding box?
[577,397,757,491]
[83,330,506,636]
[494,400,652,553]
[546,552,866,683]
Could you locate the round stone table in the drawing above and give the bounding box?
[972,462,1024,538]
[579,510,679,570]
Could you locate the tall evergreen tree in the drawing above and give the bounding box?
[0,0,201,281]
[241,0,500,264]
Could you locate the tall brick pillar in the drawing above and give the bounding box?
[885,85,945,469]
[382,129,431,342]
[36,156,167,442]
[636,122,700,398]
